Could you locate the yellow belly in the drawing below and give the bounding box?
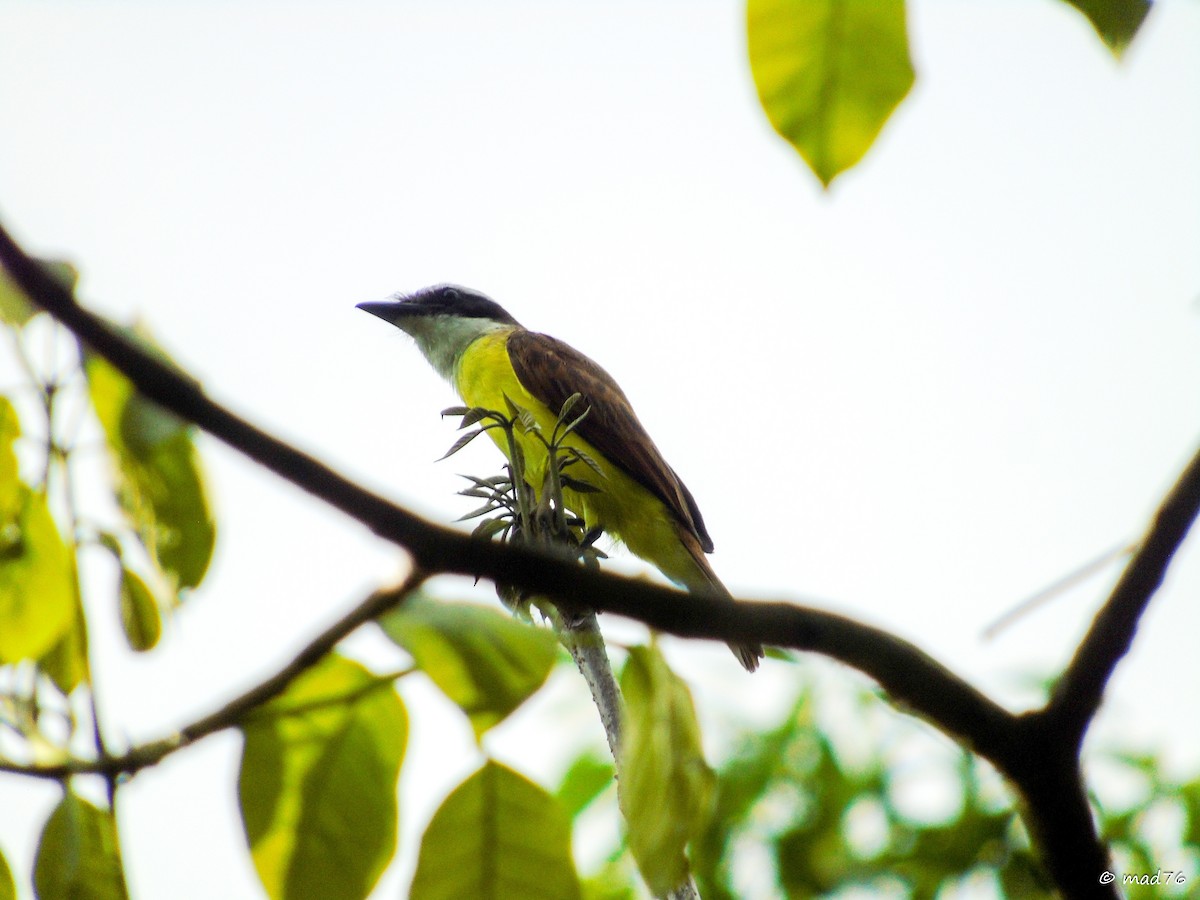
[454,332,700,588]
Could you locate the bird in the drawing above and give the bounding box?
[357,284,762,671]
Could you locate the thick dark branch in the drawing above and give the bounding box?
[1045,443,1200,747]
[0,574,424,780]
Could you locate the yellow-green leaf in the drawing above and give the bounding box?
[118,567,161,652]
[410,760,581,900]
[378,593,557,740]
[33,791,128,900]
[1062,0,1150,58]
[238,653,407,900]
[0,259,77,328]
[748,0,915,187]
[0,487,75,663]
[556,750,616,822]
[619,645,715,897]
[0,397,21,519]
[581,862,641,900]
[85,341,215,595]
[0,845,14,900]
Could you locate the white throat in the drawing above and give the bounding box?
[399,315,511,382]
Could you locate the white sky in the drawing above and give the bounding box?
[1,1,1199,897]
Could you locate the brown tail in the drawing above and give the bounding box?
[676,528,764,673]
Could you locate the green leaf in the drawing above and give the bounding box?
[457,406,492,429]
[580,860,640,900]
[1062,0,1150,58]
[0,846,14,900]
[556,750,616,821]
[566,449,606,482]
[33,791,129,900]
[0,487,75,663]
[557,404,592,441]
[118,567,162,652]
[456,501,500,522]
[439,428,485,460]
[238,653,408,900]
[0,259,77,328]
[619,645,716,896]
[85,339,215,595]
[38,595,90,694]
[472,517,511,540]
[748,0,915,187]
[378,593,557,741]
[410,760,581,900]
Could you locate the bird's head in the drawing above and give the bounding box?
[357,284,521,381]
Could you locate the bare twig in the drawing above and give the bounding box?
[0,572,425,780]
[981,541,1133,640]
[559,614,623,760]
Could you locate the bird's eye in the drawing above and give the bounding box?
[441,287,461,302]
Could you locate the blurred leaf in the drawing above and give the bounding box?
[764,646,801,663]
[409,760,581,900]
[0,269,32,328]
[118,567,162,652]
[619,645,715,896]
[0,398,21,518]
[0,258,77,328]
[0,487,75,663]
[773,733,862,895]
[999,858,1055,900]
[693,689,822,897]
[0,846,14,900]
[85,339,215,595]
[33,791,128,900]
[38,591,90,694]
[580,859,640,900]
[239,653,407,900]
[1062,0,1150,57]
[378,593,557,740]
[1180,776,1200,848]
[556,749,616,821]
[748,0,915,187]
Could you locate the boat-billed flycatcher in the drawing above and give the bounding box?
[358,284,762,672]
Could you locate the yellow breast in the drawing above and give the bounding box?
[453,332,690,582]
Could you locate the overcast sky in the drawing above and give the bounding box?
[1,1,1199,897]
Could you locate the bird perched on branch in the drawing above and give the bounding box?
[358,284,762,671]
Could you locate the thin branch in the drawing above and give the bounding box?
[0,571,425,780]
[981,541,1133,641]
[558,614,622,760]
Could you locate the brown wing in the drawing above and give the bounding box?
[507,330,714,552]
